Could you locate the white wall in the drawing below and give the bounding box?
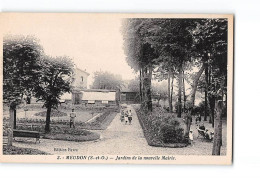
[72,68,89,90]
[82,91,116,101]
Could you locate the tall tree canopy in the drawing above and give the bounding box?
[91,71,124,90]
[34,56,74,132]
[122,18,228,155]
[3,35,43,106]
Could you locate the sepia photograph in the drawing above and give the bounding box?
[0,13,233,164]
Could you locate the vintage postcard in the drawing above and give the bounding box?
[0,13,233,164]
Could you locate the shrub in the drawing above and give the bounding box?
[44,130,100,142]
[159,122,187,143]
[135,106,188,146]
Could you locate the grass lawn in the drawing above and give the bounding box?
[3,145,49,155]
[3,105,119,142]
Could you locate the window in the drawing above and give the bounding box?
[81,76,84,82]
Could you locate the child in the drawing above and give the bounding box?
[128,110,132,125]
[124,110,128,125]
[120,107,124,122]
[189,130,194,145]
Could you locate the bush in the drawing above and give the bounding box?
[135,106,188,147]
[160,122,187,143]
[44,130,100,142]
[6,123,100,142]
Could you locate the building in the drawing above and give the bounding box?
[81,89,117,106]
[71,68,89,91]
[120,83,139,104]
[60,67,89,104]
[61,68,118,106]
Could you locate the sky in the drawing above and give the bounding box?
[1,13,201,105]
[2,13,136,86]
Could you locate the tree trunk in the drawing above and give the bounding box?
[45,106,52,133]
[177,65,183,118]
[184,112,192,137]
[168,71,173,113]
[170,74,174,111]
[208,95,215,127]
[147,65,153,112]
[7,102,16,148]
[142,65,152,112]
[204,61,208,121]
[182,70,186,112]
[212,100,223,155]
[157,99,160,107]
[189,63,205,109]
[139,69,143,103]
[14,108,17,129]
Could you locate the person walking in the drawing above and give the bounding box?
[128,110,132,125]
[70,108,76,128]
[124,110,129,125]
[189,130,194,145]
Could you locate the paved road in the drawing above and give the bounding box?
[13,105,226,155]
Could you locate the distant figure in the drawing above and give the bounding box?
[189,130,194,145]
[205,129,213,140]
[128,110,132,125]
[195,113,201,124]
[124,110,129,125]
[120,107,124,122]
[199,123,205,131]
[70,108,76,128]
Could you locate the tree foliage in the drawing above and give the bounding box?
[152,82,168,104]
[3,35,43,106]
[34,56,74,109]
[122,18,228,153]
[91,71,124,90]
[33,55,74,132]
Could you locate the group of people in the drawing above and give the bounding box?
[120,107,133,125]
[188,115,214,145]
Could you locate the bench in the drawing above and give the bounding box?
[13,129,40,143]
[197,128,214,141]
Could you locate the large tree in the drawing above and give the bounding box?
[3,35,43,147]
[34,56,74,133]
[140,19,197,117]
[122,19,159,112]
[192,19,227,154]
[91,71,124,90]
